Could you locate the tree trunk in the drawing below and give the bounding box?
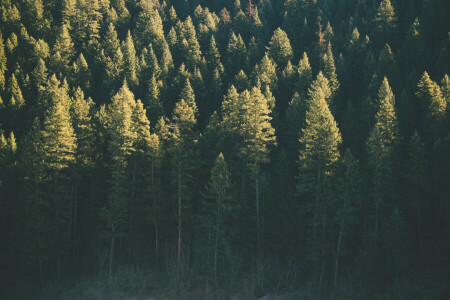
[130,159,137,261]
[256,176,260,259]
[109,236,114,281]
[335,167,350,288]
[214,201,220,287]
[177,165,182,262]
[151,158,159,259]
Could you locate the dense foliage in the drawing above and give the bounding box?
[0,0,449,298]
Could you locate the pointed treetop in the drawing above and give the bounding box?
[180,78,197,116]
[268,27,293,70]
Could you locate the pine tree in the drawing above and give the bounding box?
[136,2,165,54]
[52,24,75,71]
[7,74,25,109]
[297,52,313,99]
[170,98,198,261]
[377,43,398,83]
[70,87,95,169]
[268,28,293,70]
[181,16,202,70]
[146,74,163,124]
[0,29,6,91]
[233,70,250,93]
[122,31,138,86]
[103,23,121,59]
[333,149,360,287]
[179,78,197,116]
[416,72,446,122]
[206,36,224,75]
[200,153,235,285]
[226,33,247,77]
[405,131,428,254]
[102,81,137,277]
[70,53,91,93]
[374,0,397,45]
[239,87,276,261]
[322,42,339,100]
[40,76,76,277]
[309,72,332,108]
[253,53,277,92]
[297,85,342,284]
[366,77,398,245]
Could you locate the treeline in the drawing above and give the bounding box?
[0,0,449,298]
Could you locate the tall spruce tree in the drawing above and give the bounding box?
[366,77,398,246]
[297,85,342,285]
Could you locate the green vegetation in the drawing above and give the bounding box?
[0,0,449,298]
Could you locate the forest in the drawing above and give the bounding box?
[0,0,449,298]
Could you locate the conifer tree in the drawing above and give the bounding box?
[253,53,277,92]
[179,78,197,117]
[233,70,250,93]
[200,153,235,285]
[0,29,6,90]
[366,77,398,245]
[405,131,428,254]
[309,72,332,108]
[416,72,446,122]
[297,86,342,284]
[297,52,313,99]
[7,74,24,109]
[181,16,202,70]
[102,81,137,277]
[322,42,339,100]
[206,36,224,75]
[103,23,121,59]
[40,76,76,277]
[268,28,293,70]
[70,53,91,93]
[374,0,397,45]
[226,33,247,76]
[170,98,198,261]
[70,87,95,169]
[146,74,163,124]
[333,149,360,287]
[52,24,75,69]
[239,87,276,260]
[122,31,138,86]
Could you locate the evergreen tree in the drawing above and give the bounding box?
[70,53,91,93]
[7,74,24,109]
[199,153,235,285]
[233,70,250,93]
[170,98,198,261]
[179,78,197,117]
[373,0,397,45]
[366,77,398,245]
[239,87,276,261]
[253,53,277,92]
[416,72,446,122]
[268,28,293,70]
[226,33,247,77]
[70,87,95,169]
[40,75,77,277]
[297,52,313,99]
[51,24,75,72]
[0,29,6,90]
[122,31,138,86]
[297,84,342,284]
[206,36,224,75]
[322,42,339,100]
[103,23,121,59]
[102,81,137,277]
[146,74,163,124]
